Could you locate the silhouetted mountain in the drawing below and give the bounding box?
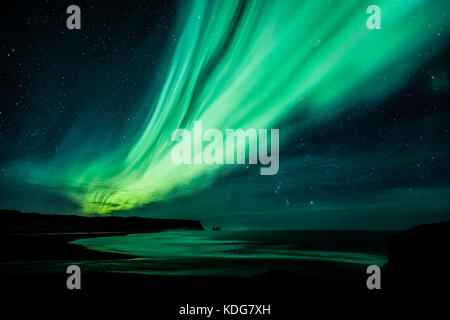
[383,221,450,292]
[0,210,204,235]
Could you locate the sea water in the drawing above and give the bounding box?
[70,230,393,278]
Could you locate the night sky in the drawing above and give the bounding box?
[1,0,449,229]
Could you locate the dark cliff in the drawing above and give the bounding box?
[383,221,450,292]
[0,210,204,235]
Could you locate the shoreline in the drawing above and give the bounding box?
[1,233,138,262]
[1,209,205,262]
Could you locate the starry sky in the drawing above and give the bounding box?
[1,0,449,229]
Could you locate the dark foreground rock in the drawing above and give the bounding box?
[383,221,450,292]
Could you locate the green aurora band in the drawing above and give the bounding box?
[13,0,450,214]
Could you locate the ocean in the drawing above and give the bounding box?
[69,230,395,278]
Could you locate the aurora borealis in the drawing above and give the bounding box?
[1,0,450,228]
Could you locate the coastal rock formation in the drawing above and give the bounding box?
[383,221,450,291]
[0,210,203,235]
